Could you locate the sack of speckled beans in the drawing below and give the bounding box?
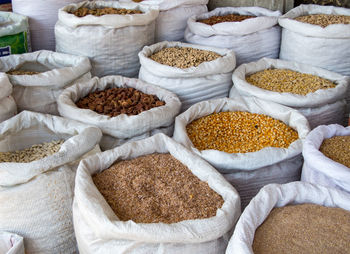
[73,133,241,254]
[185,6,281,66]
[138,41,236,112]
[173,96,310,208]
[55,1,159,77]
[230,58,349,129]
[0,73,16,123]
[0,111,102,254]
[57,75,181,150]
[225,182,350,254]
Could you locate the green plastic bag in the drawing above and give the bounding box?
[0,11,29,57]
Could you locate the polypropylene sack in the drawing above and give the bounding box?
[0,231,24,254]
[279,4,350,76]
[1,50,91,115]
[57,75,181,150]
[0,111,102,254]
[225,181,350,254]
[185,7,281,66]
[55,1,159,78]
[12,0,83,51]
[302,124,350,194]
[230,58,349,129]
[0,11,29,57]
[173,97,310,208]
[73,133,241,254]
[138,41,236,112]
[0,73,16,122]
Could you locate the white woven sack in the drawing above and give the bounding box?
[225,181,350,254]
[185,7,281,66]
[1,50,91,115]
[58,75,181,150]
[0,231,24,254]
[279,4,350,77]
[230,58,349,129]
[55,1,159,78]
[139,41,236,112]
[302,124,350,194]
[0,73,16,123]
[74,133,241,254]
[0,111,102,254]
[12,0,83,51]
[173,97,310,208]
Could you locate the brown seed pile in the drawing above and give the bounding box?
[246,69,336,95]
[319,135,350,168]
[253,204,350,254]
[0,140,64,163]
[295,14,350,27]
[7,70,41,75]
[186,111,298,153]
[69,7,143,17]
[76,87,165,117]
[199,14,256,25]
[150,47,221,69]
[93,153,224,224]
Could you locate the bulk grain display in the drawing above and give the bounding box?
[0,11,29,57]
[173,97,310,208]
[55,1,159,77]
[302,124,350,194]
[0,231,24,254]
[185,7,281,66]
[0,73,16,123]
[0,50,91,115]
[139,41,236,112]
[57,75,181,150]
[0,111,102,254]
[73,133,241,254]
[230,58,349,129]
[225,182,350,254]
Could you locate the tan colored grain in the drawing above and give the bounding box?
[199,14,255,25]
[320,135,350,168]
[295,14,350,27]
[70,7,143,17]
[7,70,41,75]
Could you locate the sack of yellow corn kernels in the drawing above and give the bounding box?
[173,96,310,208]
[0,73,16,123]
[230,58,349,129]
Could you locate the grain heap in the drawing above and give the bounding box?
[319,135,350,168]
[186,111,298,153]
[6,70,41,75]
[253,204,350,254]
[198,14,255,25]
[92,153,224,223]
[295,14,350,27]
[69,7,143,17]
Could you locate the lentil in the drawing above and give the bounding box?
[199,14,255,25]
[295,14,350,27]
[69,7,143,17]
[319,135,350,168]
[0,140,64,163]
[150,47,221,69]
[76,87,165,117]
[253,204,350,254]
[246,69,336,95]
[186,111,298,153]
[7,70,41,75]
[92,153,224,224]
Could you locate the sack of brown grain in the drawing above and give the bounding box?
[185,7,281,66]
[225,182,350,254]
[57,75,181,150]
[173,96,310,208]
[0,73,16,123]
[0,111,102,254]
[1,50,91,115]
[0,231,24,254]
[302,124,350,194]
[73,133,240,254]
[230,58,349,129]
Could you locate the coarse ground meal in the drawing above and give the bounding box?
[75,87,165,117]
[319,135,350,168]
[295,14,350,27]
[198,14,256,25]
[69,7,143,17]
[6,70,41,75]
[186,111,299,153]
[246,69,336,95]
[149,47,222,69]
[0,140,64,163]
[252,204,350,254]
[92,153,224,224]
